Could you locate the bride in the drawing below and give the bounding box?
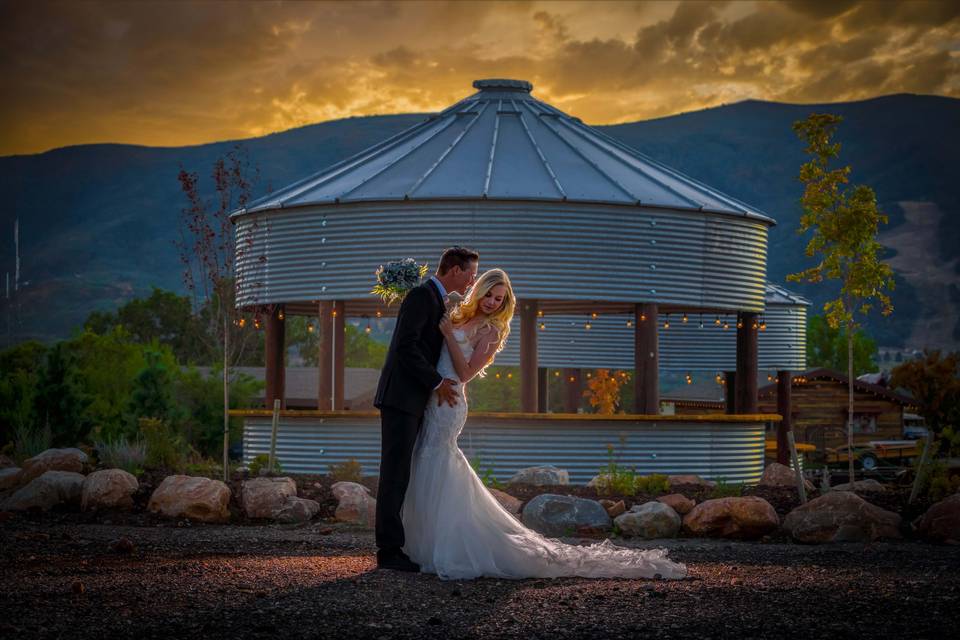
[401,268,687,581]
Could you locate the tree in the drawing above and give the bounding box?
[0,340,47,446]
[36,342,93,447]
[84,287,212,365]
[583,369,627,414]
[891,350,960,454]
[128,346,183,426]
[176,144,266,479]
[806,314,877,376]
[788,113,895,485]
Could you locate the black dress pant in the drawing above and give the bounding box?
[375,406,422,552]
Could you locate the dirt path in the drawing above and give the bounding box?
[2,518,958,639]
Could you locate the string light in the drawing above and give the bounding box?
[641,313,647,322]
[332,309,338,318]
[537,309,544,317]
[760,318,767,331]
[715,315,721,326]
[278,309,284,321]
[723,317,730,330]
[715,373,722,384]
[682,313,688,324]
[586,372,592,379]
[507,372,513,379]
[699,313,704,329]
[495,372,501,379]
[626,318,634,328]
[664,314,670,329]
[584,322,592,330]
[554,371,561,377]
[306,323,314,333]
[568,376,576,382]
[238,318,246,328]
[376,310,382,318]
[736,317,743,329]
[254,318,262,330]
[539,321,546,331]
[685,373,693,385]
[591,312,598,319]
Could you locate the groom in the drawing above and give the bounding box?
[373,246,479,571]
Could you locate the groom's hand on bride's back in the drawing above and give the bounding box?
[437,378,459,407]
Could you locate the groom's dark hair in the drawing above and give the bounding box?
[438,246,479,275]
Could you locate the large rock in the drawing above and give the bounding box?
[668,474,716,490]
[683,496,780,539]
[147,475,231,523]
[489,488,523,516]
[2,470,85,511]
[508,466,569,486]
[615,501,681,538]
[241,477,298,519]
[331,481,376,527]
[21,448,88,483]
[783,491,901,543]
[587,474,612,488]
[599,499,626,518]
[915,494,960,544]
[274,496,321,524]
[657,493,696,515]
[0,454,15,468]
[830,479,887,493]
[521,494,611,536]
[759,463,815,492]
[0,467,22,492]
[81,469,139,511]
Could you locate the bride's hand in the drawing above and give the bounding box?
[439,315,454,338]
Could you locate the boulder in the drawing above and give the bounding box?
[758,463,815,492]
[274,496,321,524]
[521,494,611,537]
[615,501,681,539]
[668,474,716,490]
[241,477,298,519]
[489,488,523,516]
[783,491,901,543]
[587,474,612,488]
[599,499,626,518]
[683,496,780,539]
[81,469,139,511]
[915,494,960,544]
[0,467,22,492]
[656,493,696,515]
[3,470,85,511]
[147,475,231,523]
[508,466,569,486]
[830,479,887,492]
[21,448,88,483]
[331,481,376,527]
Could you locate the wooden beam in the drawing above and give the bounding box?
[264,304,286,410]
[776,370,792,465]
[725,371,737,414]
[334,300,345,410]
[317,300,333,411]
[537,367,548,413]
[634,303,659,414]
[736,311,759,413]
[520,299,539,413]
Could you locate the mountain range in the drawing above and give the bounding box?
[1,93,957,352]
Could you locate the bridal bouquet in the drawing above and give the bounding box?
[371,257,429,306]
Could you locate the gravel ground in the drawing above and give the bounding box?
[2,515,958,640]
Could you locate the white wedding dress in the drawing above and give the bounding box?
[401,328,687,580]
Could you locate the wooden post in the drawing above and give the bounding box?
[537,367,548,413]
[909,433,934,504]
[264,304,286,410]
[736,311,759,413]
[520,299,538,413]
[634,303,659,414]
[787,430,808,504]
[267,398,281,474]
[334,300,346,410]
[724,371,737,414]
[317,300,333,410]
[776,370,792,465]
[563,368,580,413]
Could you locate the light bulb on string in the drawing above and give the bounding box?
[682,313,688,324]
[699,313,704,329]
[584,322,592,330]
[238,318,246,328]
[376,310,382,318]
[626,318,634,328]
[537,309,544,318]
[723,317,730,330]
[278,309,284,321]
[539,321,546,331]
[306,323,313,333]
[714,315,721,326]
[507,372,513,379]
[640,313,647,322]
[663,314,670,329]
[591,312,598,319]
[736,317,743,329]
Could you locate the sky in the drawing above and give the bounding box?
[2,0,958,156]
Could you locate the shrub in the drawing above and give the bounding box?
[469,456,501,488]
[249,453,282,476]
[139,417,189,471]
[709,478,745,498]
[94,436,146,475]
[329,458,362,483]
[13,423,52,464]
[635,473,670,495]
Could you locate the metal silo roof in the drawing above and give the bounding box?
[237,79,772,222]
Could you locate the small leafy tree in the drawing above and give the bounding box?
[788,113,895,485]
[806,314,877,376]
[583,369,626,414]
[176,144,266,480]
[36,342,93,447]
[128,346,183,426]
[891,350,960,454]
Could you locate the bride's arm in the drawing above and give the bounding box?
[439,319,500,383]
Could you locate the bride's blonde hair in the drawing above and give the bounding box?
[449,268,515,361]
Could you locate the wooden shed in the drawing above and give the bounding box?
[757,368,915,454]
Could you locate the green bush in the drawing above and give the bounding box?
[329,458,362,483]
[139,417,189,471]
[175,364,262,458]
[635,473,670,494]
[248,453,283,476]
[469,456,501,488]
[709,478,745,498]
[13,423,52,464]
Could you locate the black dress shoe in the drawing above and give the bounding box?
[376,549,420,572]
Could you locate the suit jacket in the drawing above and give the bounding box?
[374,279,446,417]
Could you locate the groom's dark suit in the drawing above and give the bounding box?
[373,278,447,552]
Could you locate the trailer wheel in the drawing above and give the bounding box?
[860,453,879,471]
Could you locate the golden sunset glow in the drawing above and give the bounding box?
[1,0,958,155]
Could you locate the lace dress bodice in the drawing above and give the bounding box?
[418,328,472,455]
